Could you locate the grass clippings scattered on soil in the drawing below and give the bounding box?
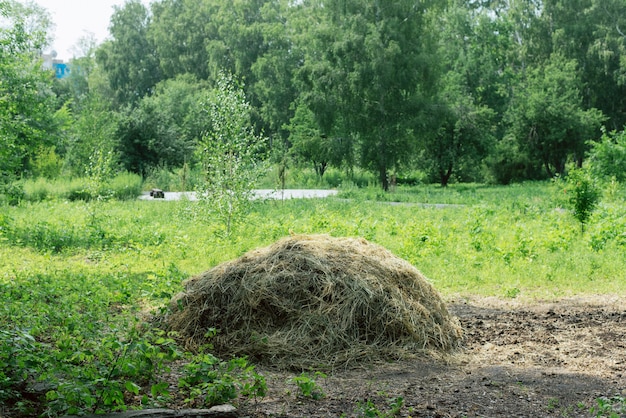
[166,234,462,370]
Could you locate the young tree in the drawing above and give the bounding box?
[196,73,268,235]
[564,168,599,233]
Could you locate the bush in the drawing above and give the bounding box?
[0,181,25,206]
[587,128,626,182]
[564,168,600,232]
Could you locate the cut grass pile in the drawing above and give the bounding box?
[166,234,463,369]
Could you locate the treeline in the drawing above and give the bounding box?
[2,0,626,190]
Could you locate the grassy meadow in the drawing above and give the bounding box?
[1,179,625,416]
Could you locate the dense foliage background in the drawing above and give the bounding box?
[2,0,626,190]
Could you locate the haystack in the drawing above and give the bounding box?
[166,234,463,369]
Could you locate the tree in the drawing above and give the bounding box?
[96,0,161,107]
[287,101,348,178]
[0,0,58,180]
[251,0,301,142]
[542,0,626,130]
[149,0,216,80]
[297,0,439,190]
[505,54,605,177]
[418,1,497,186]
[422,72,495,186]
[564,167,599,233]
[116,74,209,174]
[196,73,268,235]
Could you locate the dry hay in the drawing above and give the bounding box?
[166,234,463,369]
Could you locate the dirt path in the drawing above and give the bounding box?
[238,296,626,417]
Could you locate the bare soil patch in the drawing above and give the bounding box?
[237,296,626,417]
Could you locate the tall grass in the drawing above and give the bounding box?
[21,172,143,202]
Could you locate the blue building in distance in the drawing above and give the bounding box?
[42,51,71,79]
[53,62,70,79]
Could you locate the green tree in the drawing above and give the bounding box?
[419,1,497,186]
[149,0,216,80]
[287,101,348,178]
[564,167,600,233]
[0,0,58,180]
[505,54,605,177]
[422,72,495,186]
[64,94,118,176]
[116,74,210,174]
[196,73,268,235]
[297,0,439,190]
[251,0,300,142]
[542,0,626,130]
[96,0,161,107]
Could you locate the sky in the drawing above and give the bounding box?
[33,0,152,61]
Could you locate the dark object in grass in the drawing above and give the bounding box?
[166,234,463,369]
[150,188,165,198]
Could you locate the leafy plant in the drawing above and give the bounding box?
[564,168,600,232]
[587,128,626,182]
[355,396,404,417]
[290,371,326,400]
[591,396,626,417]
[179,353,266,407]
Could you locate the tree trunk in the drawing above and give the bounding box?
[440,166,453,187]
[379,165,389,191]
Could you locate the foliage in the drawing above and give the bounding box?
[286,101,336,178]
[116,75,210,174]
[291,372,326,400]
[504,54,605,177]
[195,73,268,235]
[355,396,404,417]
[587,128,626,182]
[0,0,59,179]
[562,168,600,232]
[95,0,161,107]
[591,395,626,417]
[296,0,439,190]
[178,352,266,407]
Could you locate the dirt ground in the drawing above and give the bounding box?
[237,296,626,418]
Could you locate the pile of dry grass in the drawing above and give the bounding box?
[166,234,463,369]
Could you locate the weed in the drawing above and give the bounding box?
[355,396,404,417]
[291,372,326,400]
[178,353,266,408]
[591,396,626,417]
[546,397,560,411]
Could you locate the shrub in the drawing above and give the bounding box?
[564,168,600,232]
[0,181,25,206]
[587,128,626,182]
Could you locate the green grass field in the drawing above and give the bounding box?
[1,181,625,416]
